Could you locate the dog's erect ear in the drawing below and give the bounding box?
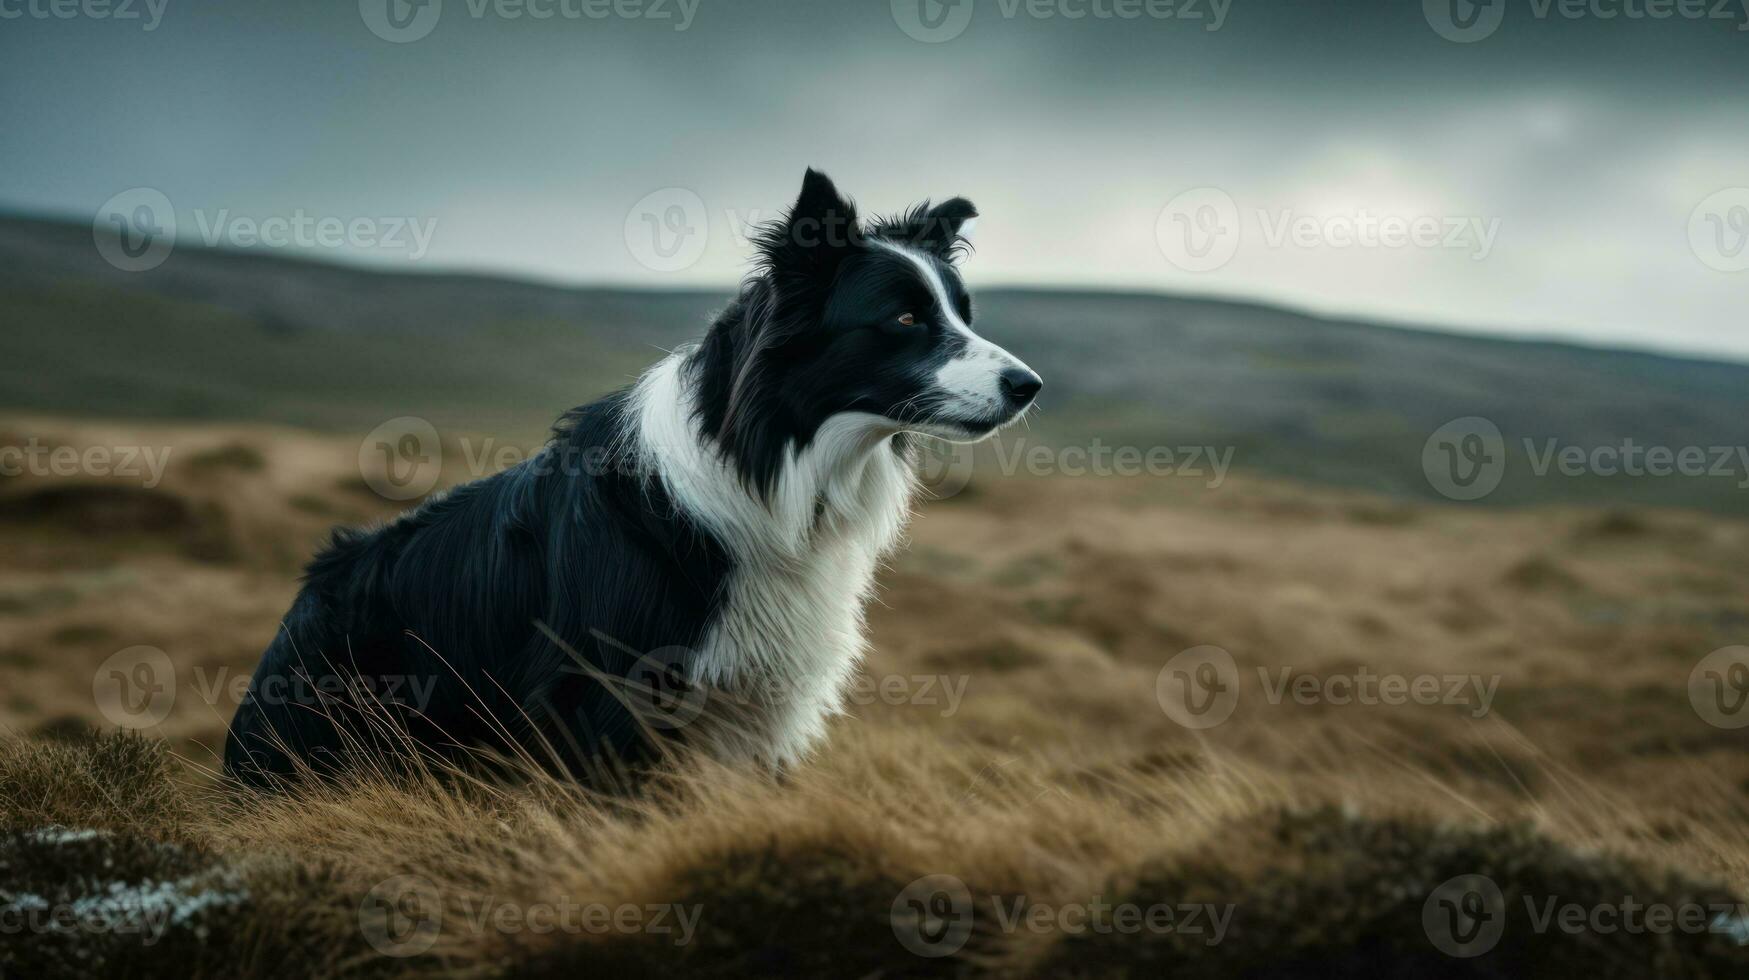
[792,168,854,236]
[755,168,860,286]
[881,196,978,261]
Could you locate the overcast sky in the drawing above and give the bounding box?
[2,0,1745,359]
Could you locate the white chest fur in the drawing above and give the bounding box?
[630,352,916,765]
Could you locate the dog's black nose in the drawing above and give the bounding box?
[999,367,1042,408]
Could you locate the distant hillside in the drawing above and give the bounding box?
[4,213,1747,512]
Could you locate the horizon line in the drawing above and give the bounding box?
[11,206,1747,371]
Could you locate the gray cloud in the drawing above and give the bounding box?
[1,0,1744,358]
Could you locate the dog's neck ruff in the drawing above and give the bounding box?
[630,349,915,562]
[627,349,916,764]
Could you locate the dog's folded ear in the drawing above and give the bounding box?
[754,168,860,289]
[879,196,979,261]
[919,197,978,254]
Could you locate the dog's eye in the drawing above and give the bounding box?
[896,313,916,327]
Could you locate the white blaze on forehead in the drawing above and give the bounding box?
[867,240,1032,383]
[869,239,975,335]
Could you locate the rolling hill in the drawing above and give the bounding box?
[4,212,1746,511]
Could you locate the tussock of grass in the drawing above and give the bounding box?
[3,729,1747,979]
[1044,809,1749,978]
[0,732,368,979]
[0,728,191,839]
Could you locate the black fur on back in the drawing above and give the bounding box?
[223,393,733,787]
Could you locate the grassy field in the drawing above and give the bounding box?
[4,416,1749,976]
[4,218,1749,975]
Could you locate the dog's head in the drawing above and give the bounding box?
[701,169,1040,473]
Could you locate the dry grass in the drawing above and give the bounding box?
[3,418,1749,977]
[5,727,1749,978]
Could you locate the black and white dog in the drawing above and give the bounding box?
[223,170,1040,787]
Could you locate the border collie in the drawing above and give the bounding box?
[223,170,1041,787]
